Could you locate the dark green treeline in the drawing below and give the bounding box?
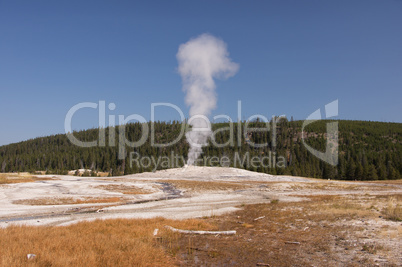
[0,120,401,180]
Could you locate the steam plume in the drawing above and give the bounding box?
[177,33,239,165]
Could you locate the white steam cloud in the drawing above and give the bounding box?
[177,33,239,165]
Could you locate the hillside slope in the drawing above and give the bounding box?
[0,120,401,180]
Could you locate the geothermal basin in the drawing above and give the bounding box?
[0,166,400,227]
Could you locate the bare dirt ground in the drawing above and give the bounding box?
[0,167,400,266]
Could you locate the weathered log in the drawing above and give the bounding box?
[285,241,300,245]
[164,225,236,235]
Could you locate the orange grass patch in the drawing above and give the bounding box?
[0,173,52,184]
[95,184,154,194]
[161,180,246,192]
[13,197,123,205]
[0,218,215,266]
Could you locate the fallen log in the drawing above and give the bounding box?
[285,241,300,245]
[254,216,265,221]
[187,246,218,252]
[165,225,236,235]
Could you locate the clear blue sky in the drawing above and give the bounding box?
[1,0,401,146]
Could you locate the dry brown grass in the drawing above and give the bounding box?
[382,196,402,221]
[95,184,153,194]
[0,173,52,184]
[307,195,375,217]
[367,180,402,185]
[161,180,246,192]
[0,218,215,266]
[161,194,400,266]
[288,182,390,191]
[161,200,347,265]
[378,225,402,239]
[13,197,123,205]
[96,171,110,177]
[236,180,391,193]
[1,194,400,266]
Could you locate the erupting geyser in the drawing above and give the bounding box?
[177,33,239,165]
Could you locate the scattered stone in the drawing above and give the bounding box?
[27,254,36,260]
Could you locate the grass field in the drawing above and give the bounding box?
[0,218,215,266]
[0,173,52,184]
[1,193,400,266]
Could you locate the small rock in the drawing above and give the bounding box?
[27,254,36,260]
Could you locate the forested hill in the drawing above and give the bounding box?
[0,120,401,180]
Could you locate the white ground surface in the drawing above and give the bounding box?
[0,166,400,227]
